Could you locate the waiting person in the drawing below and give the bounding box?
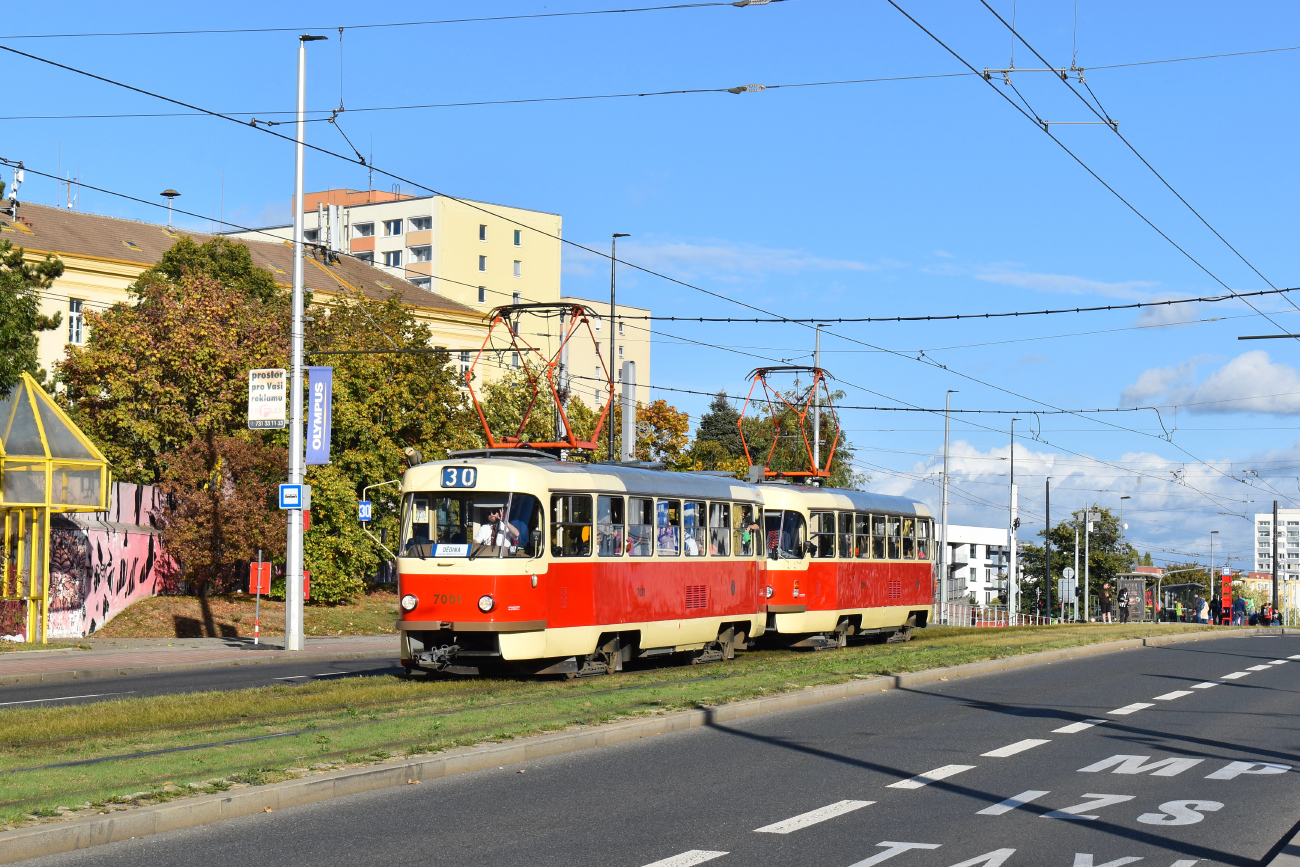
[1233,595,1246,626]
[1174,598,1183,622]
[1210,595,1222,625]
[1099,583,1113,623]
[1197,595,1210,624]
[1117,585,1131,623]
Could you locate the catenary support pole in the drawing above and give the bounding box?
[1084,505,1091,627]
[1273,500,1279,617]
[1008,419,1019,614]
[608,233,628,461]
[1045,477,1051,624]
[940,390,956,613]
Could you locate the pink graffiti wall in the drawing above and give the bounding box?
[46,483,179,638]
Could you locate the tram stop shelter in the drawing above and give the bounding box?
[1,372,108,643]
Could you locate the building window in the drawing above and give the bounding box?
[511,352,520,369]
[513,229,522,246]
[410,216,432,231]
[410,245,432,262]
[411,277,431,290]
[513,260,522,278]
[618,321,624,336]
[477,286,486,303]
[478,255,486,272]
[512,291,521,305]
[618,345,624,360]
[354,222,374,238]
[68,299,84,345]
[479,224,487,241]
[304,228,319,242]
[356,252,374,264]
[459,351,471,379]
[383,250,402,268]
[384,219,403,236]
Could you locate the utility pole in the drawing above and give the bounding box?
[813,325,824,474]
[1044,476,1051,625]
[1273,501,1279,616]
[608,233,629,461]
[1084,504,1094,625]
[940,390,957,612]
[1210,530,1219,608]
[285,33,327,652]
[1008,419,1020,614]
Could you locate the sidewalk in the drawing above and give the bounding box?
[0,635,395,686]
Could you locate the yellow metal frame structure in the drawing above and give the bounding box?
[0,373,109,643]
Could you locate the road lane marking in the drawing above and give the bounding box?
[1153,690,1194,700]
[755,800,873,834]
[977,790,1049,815]
[1041,793,1135,820]
[1290,654,1300,660]
[849,842,942,867]
[273,675,309,680]
[1190,682,1218,689]
[1108,703,1154,715]
[1269,660,1288,665]
[641,851,728,867]
[982,739,1050,757]
[1221,672,1250,680]
[0,691,136,706]
[1246,664,1271,671]
[313,672,345,677]
[1053,719,1106,734]
[887,764,976,789]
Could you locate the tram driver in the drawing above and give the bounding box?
[473,504,521,552]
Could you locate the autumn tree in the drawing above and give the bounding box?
[0,233,63,392]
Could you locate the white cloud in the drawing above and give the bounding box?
[1121,351,1300,414]
[1134,300,1201,328]
[604,241,877,282]
[976,270,1160,300]
[1120,358,1202,406]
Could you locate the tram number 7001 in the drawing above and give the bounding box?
[441,467,477,489]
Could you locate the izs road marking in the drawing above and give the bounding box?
[976,790,1050,815]
[1041,794,1135,820]
[1108,703,1154,715]
[754,800,874,834]
[848,842,942,867]
[888,765,977,789]
[1054,720,1107,734]
[1153,691,1194,701]
[641,851,728,867]
[1136,800,1224,826]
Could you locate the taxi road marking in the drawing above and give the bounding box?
[1153,690,1194,701]
[755,800,874,834]
[1053,719,1106,734]
[1108,703,1154,715]
[982,739,1050,758]
[888,764,977,789]
[641,851,728,867]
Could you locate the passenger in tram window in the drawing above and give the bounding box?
[656,499,681,555]
[550,494,593,557]
[628,497,654,556]
[683,501,706,556]
[733,503,759,556]
[838,512,854,558]
[916,518,931,560]
[709,502,731,556]
[900,517,915,559]
[871,514,887,559]
[597,496,625,557]
[855,514,871,559]
[887,515,901,559]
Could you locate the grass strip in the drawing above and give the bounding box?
[0,623,1222,828]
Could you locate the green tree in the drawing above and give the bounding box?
[132,236,280,303]
[1019,507,1138,616]
[693,391,744,457]
[0,234,63,392]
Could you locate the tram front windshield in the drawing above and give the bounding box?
[401,492,542,558]
[764,510,807,559]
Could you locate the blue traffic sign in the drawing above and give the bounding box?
[358,500,373,522]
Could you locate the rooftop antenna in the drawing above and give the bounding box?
[160,189,181,227]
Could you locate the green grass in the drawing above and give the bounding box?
[0,622,1223,828]
[0,641,87,654]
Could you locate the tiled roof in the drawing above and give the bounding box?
[0,203,479,317]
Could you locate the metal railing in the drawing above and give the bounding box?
[932,602,1053,628]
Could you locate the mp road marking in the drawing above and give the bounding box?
[849,842,942,867]
[641,852,728,867]
[977,790,1050,815]
[1153,690,1194,701]
[1108,703,1154,715]
[1205,761,1291,780]
[1041,794,1135,820]
[1078,755,1204,776]
[1054,720,1106,734]
[0,691,137,706]
[983,739,1050,758]
[888,765,976,789]
[755,800,874,834]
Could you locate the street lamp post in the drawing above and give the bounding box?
[940,390,957,612]
[1009,418,1020,615]
[608,233,629,461]
[1210,530,1219,598]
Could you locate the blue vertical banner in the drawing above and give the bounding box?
[305,366,333,465]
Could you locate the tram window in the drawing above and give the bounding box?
[887,515,902,560]
[682,501,706,557]
[597,496,625,557]
[916,518,931,560]
[901,517,916,560]
[709,502,731,556]
[628,497,654,557]
[838,512,854,558]
[733,503,760,557]
[400,492,540,558]
[551,495,593,557]
[855,513,871,559]
[871,514,887,559]
[656,499,681,556]
[765,509,806,559]
[809,511,836,559]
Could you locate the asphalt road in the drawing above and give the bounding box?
[21,634,1300,867]
[0,657,402,708]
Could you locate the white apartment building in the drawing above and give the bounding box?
[1254,510,1300,581]
[939,524,1012,606]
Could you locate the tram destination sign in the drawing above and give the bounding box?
[247,368,288,430]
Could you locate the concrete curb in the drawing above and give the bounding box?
[0,649,397,687]
[0,626,1281,864]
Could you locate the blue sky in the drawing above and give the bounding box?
[5,0,1300,569]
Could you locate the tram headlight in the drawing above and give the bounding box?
[765,586,774,598]
[400,594,418,612]
[478,594,495,612]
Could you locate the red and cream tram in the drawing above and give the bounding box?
[396,451,934,675]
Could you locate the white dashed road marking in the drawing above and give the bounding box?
[977,790,1050,815]
[641,851,728,867]
[1053,719,1106,734]
[1290,654,1300,660]
[982,739,1050,757]
[888,765,977,789]
[1246,665,1271,671]
[754,800,874,834]
[1221,672,1250,680]
[1269,660,1287,665]
[1190,682,1218,689]
[273,675,309,680]
[1108,703,1154,715]
[0,691,137,706]
[1153,690,1194,701]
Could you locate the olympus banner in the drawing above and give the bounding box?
[305,366,333,465]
